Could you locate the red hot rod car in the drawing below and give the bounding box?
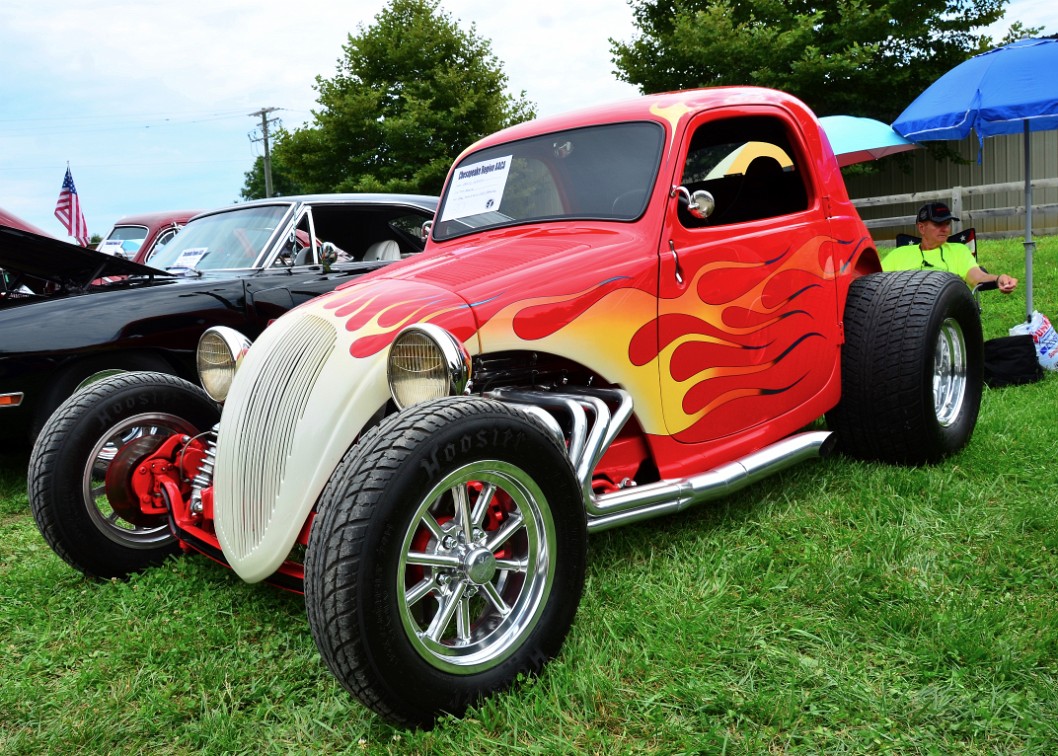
[29,87,982,727]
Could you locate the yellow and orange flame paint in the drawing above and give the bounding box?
[317,223,858,480]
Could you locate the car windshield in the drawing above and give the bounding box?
[433,121,665,241]
[148,204,291,272]
[97,225,148,259]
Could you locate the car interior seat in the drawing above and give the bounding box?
[729,156,788,223]
[363,240,401,262]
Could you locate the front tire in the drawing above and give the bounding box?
[304,397,586,728]
[28,372,220,579]
[827,270,982,464]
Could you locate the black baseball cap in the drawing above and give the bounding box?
[917,201,959,223]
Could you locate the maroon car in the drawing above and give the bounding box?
[1,205,58,296]
[0,205,54,238]
[96,210,202,264]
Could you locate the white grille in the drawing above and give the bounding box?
[213,313,336,560]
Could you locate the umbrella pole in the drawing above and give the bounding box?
[1024,120,1035,321]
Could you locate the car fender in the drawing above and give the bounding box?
[212,279,480,583]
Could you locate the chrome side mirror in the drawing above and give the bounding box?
[671,186,716,220]
[421,220,433,241]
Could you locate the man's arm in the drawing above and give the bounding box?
[967,265,1018,293]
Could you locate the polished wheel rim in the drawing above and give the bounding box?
[933,317,968,427]
[397,460,557,674]
[82,411,200,549]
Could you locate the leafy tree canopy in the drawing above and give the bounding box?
[610,0,1028,122]
[239,152,305,201]
[241,0,534,200]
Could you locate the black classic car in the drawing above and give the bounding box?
[0,193,437,446]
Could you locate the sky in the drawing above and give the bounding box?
[2,0,1056,242]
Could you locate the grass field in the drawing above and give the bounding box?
[2,236,1057,754]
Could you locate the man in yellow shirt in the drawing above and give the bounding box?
[882,202,1018,294]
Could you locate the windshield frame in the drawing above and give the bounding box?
[433,120,666,242]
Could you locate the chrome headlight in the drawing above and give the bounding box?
[387,324,471,410]
[197,326,252,402]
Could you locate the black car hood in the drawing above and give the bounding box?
[1,223,172,289]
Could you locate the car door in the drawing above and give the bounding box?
[657,108,841,445]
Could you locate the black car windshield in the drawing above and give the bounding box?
[432,122,665,241]
[149,204,291,272]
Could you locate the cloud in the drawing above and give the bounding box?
[8,0,1051,237]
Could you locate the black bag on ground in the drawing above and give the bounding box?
[983,335,1044,388]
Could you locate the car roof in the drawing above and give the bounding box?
[458,86,815,156]
[108,210,204,228]
[0,205,56,238]
[191,193,439,221]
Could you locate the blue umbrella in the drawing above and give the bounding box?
[819,115,919,167]
[893,37,1058,319]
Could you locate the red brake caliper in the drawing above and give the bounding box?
[105,433,206,525]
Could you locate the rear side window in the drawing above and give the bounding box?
[678,116,810,228]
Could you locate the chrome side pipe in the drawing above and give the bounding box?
[488,386,834,533]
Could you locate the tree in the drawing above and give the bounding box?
[242,0,534,200]
[239,153,305,201]
[239,151,306,200]
[610,0,1016,122]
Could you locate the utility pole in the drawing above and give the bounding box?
[248,107,280,197]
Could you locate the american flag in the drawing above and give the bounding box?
[54,166,89,246]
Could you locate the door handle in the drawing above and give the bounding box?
[669,240,684,285]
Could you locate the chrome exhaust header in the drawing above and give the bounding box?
[487,386,833,533]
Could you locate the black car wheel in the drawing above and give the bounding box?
[28,372,220,579]
[827,270,983,464]
[305,397,586,728]
[29,351,174,443]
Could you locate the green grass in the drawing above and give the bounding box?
[2,237,1058,753]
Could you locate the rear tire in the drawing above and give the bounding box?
[305,397,586,728]
[827,270,982,464]
[28,372,220,579]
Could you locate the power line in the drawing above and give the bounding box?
[0,157,251,174]
[0,109,294,138]
[0,109,251,124]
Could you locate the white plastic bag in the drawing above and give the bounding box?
[1009,311,1058,371]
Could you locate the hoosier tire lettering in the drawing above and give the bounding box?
[420,427,525,478]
